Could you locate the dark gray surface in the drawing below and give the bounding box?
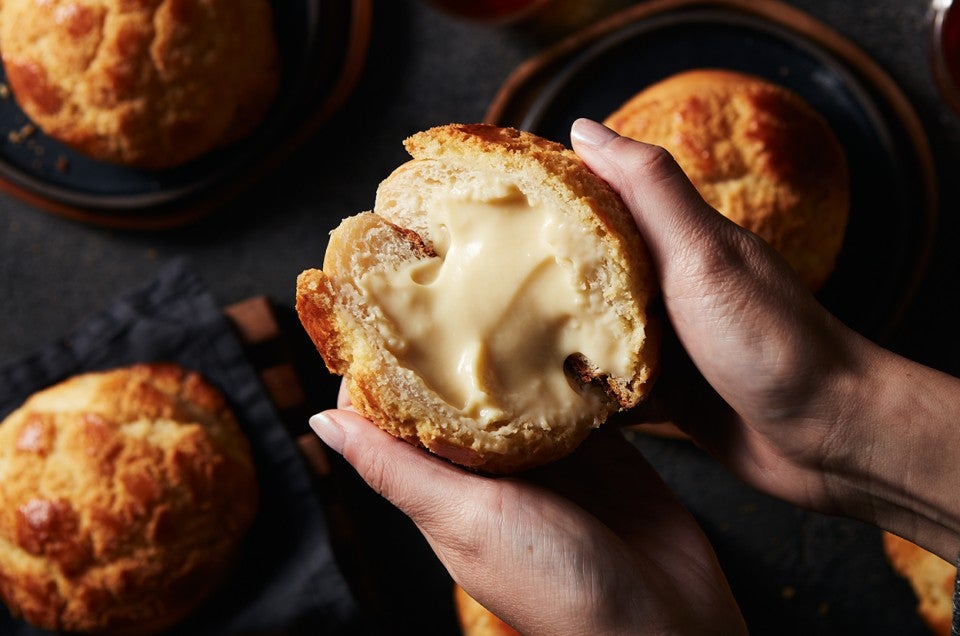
[1,1,959,634]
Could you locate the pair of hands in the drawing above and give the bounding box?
[311,119,960,634]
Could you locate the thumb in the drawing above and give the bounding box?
[570,118,766,299]
[309,409,482,525]
[570,118,829,424]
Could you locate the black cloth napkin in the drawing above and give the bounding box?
[0,258,362,635]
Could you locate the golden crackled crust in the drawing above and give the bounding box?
[883,532,955,636]
[296,124,659,474]
[0,363,258,635]
[605,69,849,290]
[0,0,279,168]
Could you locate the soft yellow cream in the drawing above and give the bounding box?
[359,183,631,424]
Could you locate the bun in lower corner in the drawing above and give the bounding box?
[296,123,659,474]
[453,584,519,636]
[605,69,849,290]
[0,363,258,634]
[883,532,955,636]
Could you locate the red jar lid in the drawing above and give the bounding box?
[933,0,960,111]
[424,0,551,23]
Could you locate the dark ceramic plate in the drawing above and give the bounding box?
[0,0,370,228]
[492,5,937,342]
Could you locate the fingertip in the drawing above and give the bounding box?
[314,411,480,523]
[570,118,618,149]
[573,129,720,247]
[311,408,459,477]
[571,121,677,197]
[309,411,346,454]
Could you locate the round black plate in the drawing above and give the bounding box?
[517,8,935,341]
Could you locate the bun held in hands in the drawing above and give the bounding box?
[296,124,659,474]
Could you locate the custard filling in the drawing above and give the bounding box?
[359,180,631,425]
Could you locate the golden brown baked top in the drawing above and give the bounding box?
[883,532,955,636]
[605,69,849,290]
[0,0,279,169]
[297,123,659,474]
[0,363,258,635]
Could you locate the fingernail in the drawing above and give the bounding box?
[309,412,345,455]
[570,118,618,148]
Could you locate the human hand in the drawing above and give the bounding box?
[571,117,875,510]
[310,386,746,635]
[570,118,960,559]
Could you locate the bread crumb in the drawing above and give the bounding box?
[781,586,796,600]
[55,155,70,173]
[8,123,35,144]
[0,83,9,99]
[817,601,830,616]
